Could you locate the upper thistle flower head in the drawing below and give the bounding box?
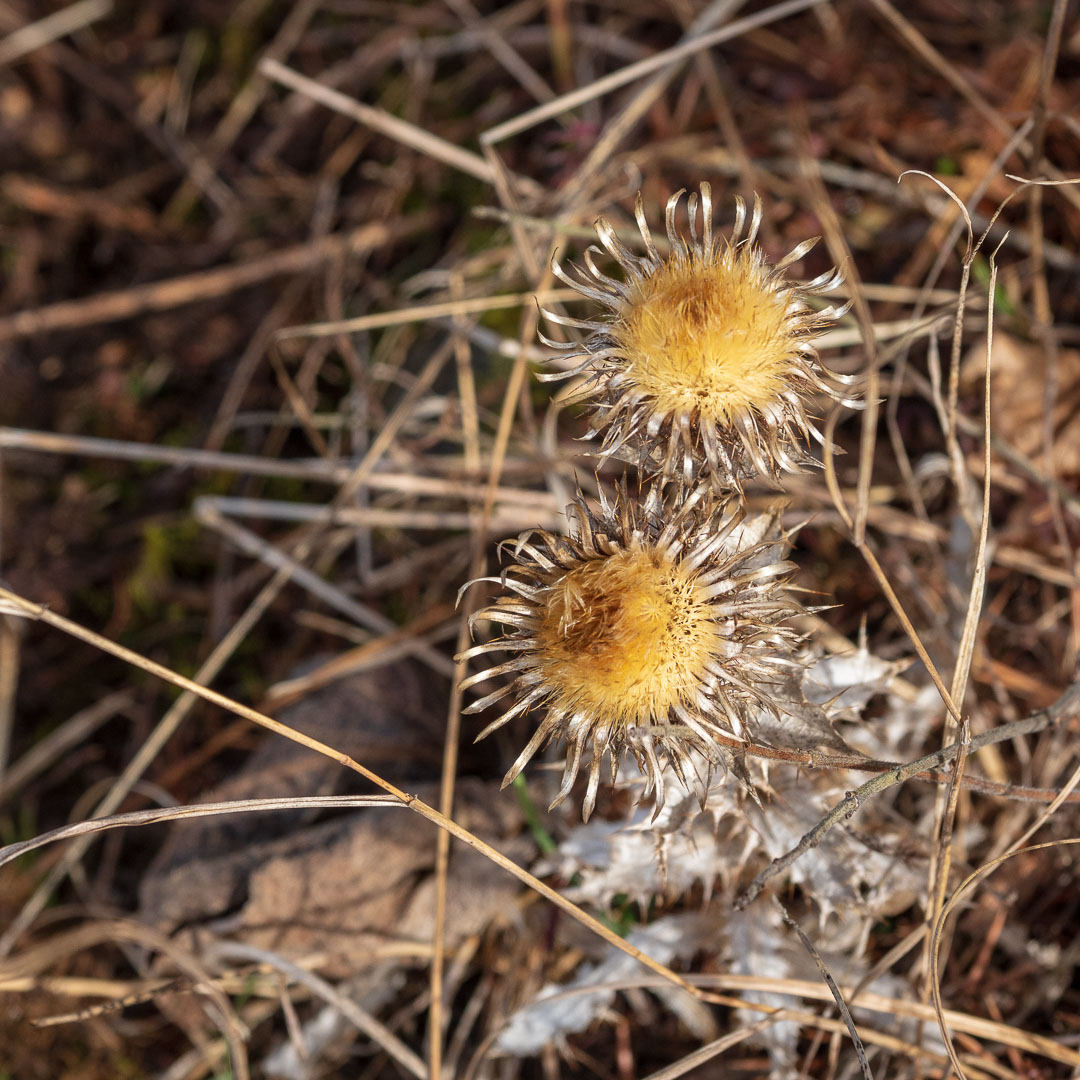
[541,183,858,489]
[457,481,803,821]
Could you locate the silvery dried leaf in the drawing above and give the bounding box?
[748,769,922,921]
[494,913,707,1056]
[725,905,937,1076]
[727,904,802,1077]
[801,647,910,716]
[751,670,851,753]
[540,759,757,908]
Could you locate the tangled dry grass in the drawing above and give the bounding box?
[1,1,1080,1078]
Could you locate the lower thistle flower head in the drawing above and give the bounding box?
[541,184,859,489]
[458,481,804,821]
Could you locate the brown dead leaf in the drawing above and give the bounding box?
[961,332,1080,477]
[139,660,447,932]
[138,660,526,976]
[235,778,525,974]
[954,149,1019,205]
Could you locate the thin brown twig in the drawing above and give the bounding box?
[0,795,398,869]
[0,426,564,508]
[797,134,879,547]
[480,0,822,145]
[704,729,1080,805]
[0,0,111,65]
[735,676,1080,908]
[823,406,962,724]
[163,0,322,223]
[0,615,20,777]
[0,216,436,342]
[776,898,872,1080]
[260,57,543,199]
[925,236,1001,994]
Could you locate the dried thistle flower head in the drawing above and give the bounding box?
[457,481,803,821]
[541,184,858,489]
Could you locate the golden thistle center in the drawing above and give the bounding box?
[614,252,794,424]
[536,548,716,726]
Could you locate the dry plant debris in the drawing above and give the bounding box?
[0,1,1079,1079]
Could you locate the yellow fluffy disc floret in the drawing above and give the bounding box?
[615,250,793,426]
[535,548,716,727]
